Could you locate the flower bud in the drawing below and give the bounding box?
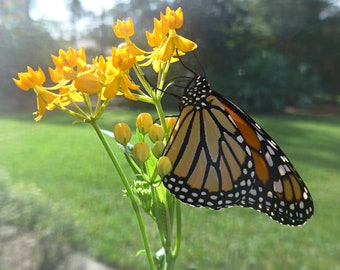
[136,113,153,135]
[148,123,164,143]
[75,72,103,94]
[134,180,152,212]
[165,117,177,134]
[152,141,165,159]
[113,122,132,146]
[157,156,172,178]
[132,142,150,163]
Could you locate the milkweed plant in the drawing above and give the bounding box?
[14,7,197,270]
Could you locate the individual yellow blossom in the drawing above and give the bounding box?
[113,17,134,38]
[51,48,78,69]
[105,72,139,100]
[110,46,136,71]
[144,18,168,70]
[13,66,46,91]
[33,88,60,121]
[62,66,78,80]
[136,113,153,135]
[146,18,166,48]
[52,47,86,70]
[132,142,150,163]
[58,86,84,107]
[49,47,87,83]
[158,30,197,62]
[92,55,107,73]
[152,141,165,159]
[104,47,139,100]
[148,123,165,143]
[113,18,145,57]
[113,122,132,146]
[74,69,103,95]
[165,117,177,134]
[163,7,183,30]
[13,66,59,121]
[157,156,172,177]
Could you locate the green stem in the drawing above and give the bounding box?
[172,200,182,260]
[154,99,169,139]
[90,120,156,270]
[157,61,170,95]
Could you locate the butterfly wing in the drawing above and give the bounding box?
[163,75,314,226]
[217,94,314,225]
[163,95,257,208]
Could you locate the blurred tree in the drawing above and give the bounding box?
[68,0,87,43]
[2,0,338,113]
[0,0,31,26]
[228,49,321,111]
[249,0,340,101]
[174,0,255,79]
[99,0,336,111]
[0,1,63,111]
[171,0,336,111]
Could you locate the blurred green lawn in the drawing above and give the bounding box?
[1,111,339,269]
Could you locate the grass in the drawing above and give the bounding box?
[0,110,340,269]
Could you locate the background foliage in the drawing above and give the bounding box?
[1,0,339,112]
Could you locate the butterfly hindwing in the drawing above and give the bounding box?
[218,94,314,225]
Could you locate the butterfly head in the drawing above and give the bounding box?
[182,75,212,108]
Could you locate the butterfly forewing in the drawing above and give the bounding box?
[163,79,256,208]
[162,75,314,226]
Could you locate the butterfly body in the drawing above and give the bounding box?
[163,75,314,226]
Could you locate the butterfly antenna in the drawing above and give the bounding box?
[176,49,197,76]
[193,51,206,77]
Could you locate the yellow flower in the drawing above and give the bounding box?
[62,66,78,80]
[165,117,177,134]
[13,66,59,121]
[58,86,84,106]
[152,141,165,159]
[157,156,172,177]
[144,6,197,64]
[110,46,136,71]
[104,47,139,100]
[158,30,197,62]
[33,87,60,121]
[148,123,165,143]
[112,18,145,57]
[163,7,183,30]
[74,69,103,95]
[49,47,87,83]
[146,18,166,48]
[113,17,134,38]
[92,55,107,73]
[136,113,153,135]
[132,142,150,163]
[113,122,132,146]
[13,66,46,91]
[104,72,139,100]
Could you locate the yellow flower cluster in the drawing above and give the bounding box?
[13,8,196,265]
[113,113,176,177]
[13,6,197,122]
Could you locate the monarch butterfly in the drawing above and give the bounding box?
[162,74,314,226]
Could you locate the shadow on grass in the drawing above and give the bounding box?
[254,114,340,170]
[0,168,80,269]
